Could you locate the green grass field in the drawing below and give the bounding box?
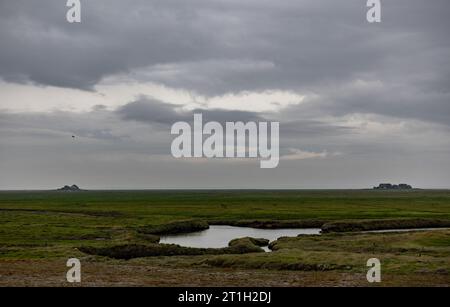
[0,190,449,286]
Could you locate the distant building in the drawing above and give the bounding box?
[373,183,412,190]
[57,184,83,192]
[377,183,393,189]
[398,184,412,189]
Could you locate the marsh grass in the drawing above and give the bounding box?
[1,190,450,285]
[137,219,209,235]
[199,230,450,274]
[79,236,265,260]
[321,218,450,233]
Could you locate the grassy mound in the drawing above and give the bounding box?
[229,237,269,247]
[321,218,450,233]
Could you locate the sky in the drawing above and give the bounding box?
[0,0,449,189]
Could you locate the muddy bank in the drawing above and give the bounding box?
[321,218,450,233]
[137,219,209,235]
[79,236,265,260]
[210,219,327,229]
[133,232,161,243]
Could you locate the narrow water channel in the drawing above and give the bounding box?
[159,225,450,252]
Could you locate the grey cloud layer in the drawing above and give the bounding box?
[1,0,450,188]
[117,98,263,125]
[1,1,449,125]
[2,104,449,189]
[1,2,449,89]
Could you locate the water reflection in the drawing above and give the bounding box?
[159,225,321,250]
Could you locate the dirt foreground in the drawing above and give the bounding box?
[1,259,448,287]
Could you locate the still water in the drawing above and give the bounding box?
[159,225,321,251]
[159,225,449,252]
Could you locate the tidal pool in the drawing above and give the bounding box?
[159,225,321,251]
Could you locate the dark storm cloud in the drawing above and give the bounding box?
[280,77,450,127]
[0,1,448,95]
[280,120,355,137]
[0,0,217,89]
[117,98,264,125]
[1,0,449,127]
[117,99,190,125]
[115,98,360,159]
[116,97,352,139]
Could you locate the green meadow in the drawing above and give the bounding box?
[0,190,449,286]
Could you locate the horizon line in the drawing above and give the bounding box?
[1,187,450,192]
